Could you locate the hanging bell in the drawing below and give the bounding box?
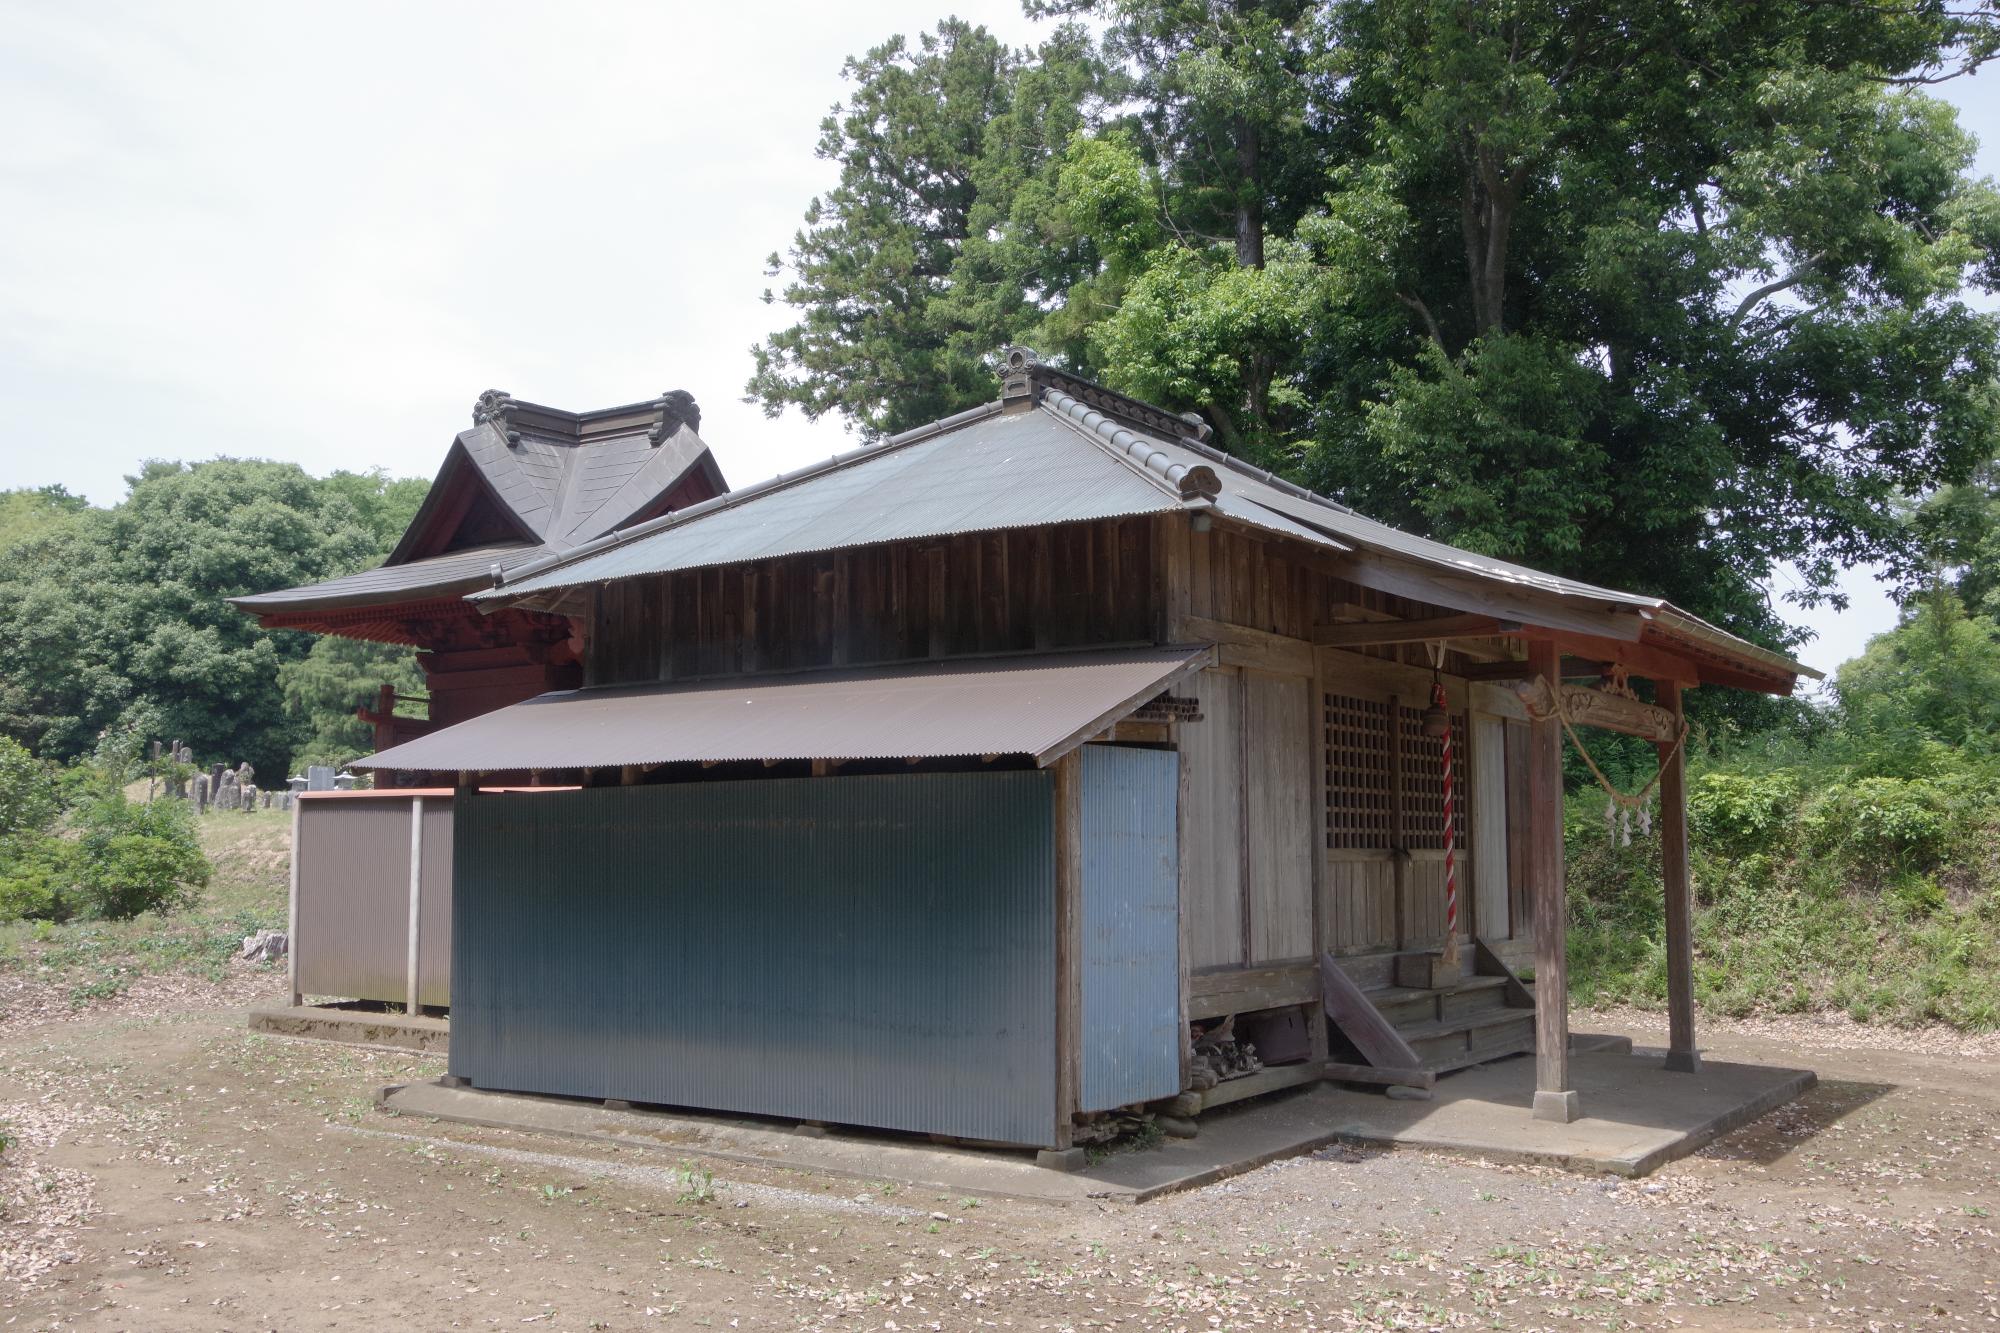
[1421,702,1449,739]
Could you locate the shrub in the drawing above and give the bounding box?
[1801,776,1958,876]
[1687,770,1800,859]
[0,737,57,840]
[72,833,207,920]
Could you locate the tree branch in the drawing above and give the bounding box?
[1396,291,1447,349]
[1727,256,1824,334]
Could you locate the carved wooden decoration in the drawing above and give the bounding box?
[1511,676,1677,743]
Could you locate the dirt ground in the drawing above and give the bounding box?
[0,975,1994,1331]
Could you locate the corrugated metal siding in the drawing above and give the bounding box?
[451,772,1061,1146]
[1078,745,1183,1113]
[295,794,453,1005]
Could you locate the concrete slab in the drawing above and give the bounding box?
[376,1043,1814,1206]
[1327,1046,1815,1177]
[380,1081,1109,1204]
[249,1005,449,1054]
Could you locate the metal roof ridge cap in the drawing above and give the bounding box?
[482,400,1007,596]
[1039,388,1219,502]
[1167,428,1363,517]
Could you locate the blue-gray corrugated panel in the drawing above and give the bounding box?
[1078,745,1184,1113]
[451,772,1061,1146]
[492,409,1179,596]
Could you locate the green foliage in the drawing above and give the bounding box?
[1687,771,1801,861]
[0,485,88,552]
[278,636,425,771]
[1830,596,2000,774]
[0,738,58,841]
[748,19,1118,436]
[0,782,210,925]
[0,459,425,777]
[758,1,2000,668]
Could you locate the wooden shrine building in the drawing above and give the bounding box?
[232,388,726,750]
[357,349,1815,1151]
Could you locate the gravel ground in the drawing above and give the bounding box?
[0,972,1991,1330]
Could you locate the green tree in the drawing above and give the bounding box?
[320,469,431,557]
[0,485,88,552]
[279,635,426,769]
[762,1,2000,665]
[1832,594,2000,774]
[0,460,382,775]
[748,18,1118,435]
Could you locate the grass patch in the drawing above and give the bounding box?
[0,806,290,1005]
[1566,775,2000,1031]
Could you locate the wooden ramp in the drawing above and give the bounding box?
[1319,942,1537,1088]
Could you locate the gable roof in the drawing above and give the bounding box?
[231,389,726,624]
[478,353,1814,693]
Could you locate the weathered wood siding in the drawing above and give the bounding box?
[587,518,1158,687]
[1181,667,1245,970]
[1244,671,1315,963]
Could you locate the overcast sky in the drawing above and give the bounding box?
[0,2,1993,677]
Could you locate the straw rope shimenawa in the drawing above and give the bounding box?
[1538,675,1690,810]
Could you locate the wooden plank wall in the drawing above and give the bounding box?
[586,518,1158,687]
[1180,667,1244,971]
[1244,672,1315,963]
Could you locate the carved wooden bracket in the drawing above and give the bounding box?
[1512,676,1678,743]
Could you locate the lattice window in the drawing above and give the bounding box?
[1399,705,1469,851]
[1324,693,1393,850]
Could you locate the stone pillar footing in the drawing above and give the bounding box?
[1532,1089,1581,1124]
[1036,1146,1088,1172]
[1663,1049,1702,1074]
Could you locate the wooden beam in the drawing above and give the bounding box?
[1181,614,1314,677]
[1311,613,1513,649]
[1318,952,1424,1070]
[1187,963,1317,1020]
[1526,637,1578,1122]
[1658,680,1700,1073]
[1333,550,1646,643]
[1532,629,1701,685]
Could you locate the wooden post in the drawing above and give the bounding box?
[405,796,425,1017]
[1527,639,1577,1122]
[1657,680,1700,1072]
[287,794,303,1008]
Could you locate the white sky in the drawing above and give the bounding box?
[0,1,1993,679]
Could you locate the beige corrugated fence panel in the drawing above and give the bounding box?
[1181,668,1244,971]
[1245,671,1315,963]
[294,794,453,1006]
[358,646,1210,772]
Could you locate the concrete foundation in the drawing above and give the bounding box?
[374,1041,1814,1203]
[249,1004,449,1054]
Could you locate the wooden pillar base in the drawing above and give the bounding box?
[1532,1089,1581,1123]
[1663,1049,1701,1074]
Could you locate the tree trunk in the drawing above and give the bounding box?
[1459,155,1518,336]
[1233,113,1264,270]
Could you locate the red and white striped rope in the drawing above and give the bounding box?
[1436,681,1457,942]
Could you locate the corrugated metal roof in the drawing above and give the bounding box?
[357,645,1212,773]
[462,367,1809,684]
[481,406,1198,598]
[229,542,540,613]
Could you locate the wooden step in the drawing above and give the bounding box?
[1429,1031,1537,1074]
[1399,1011,1536,1065]
[1366,974,1518,1027]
